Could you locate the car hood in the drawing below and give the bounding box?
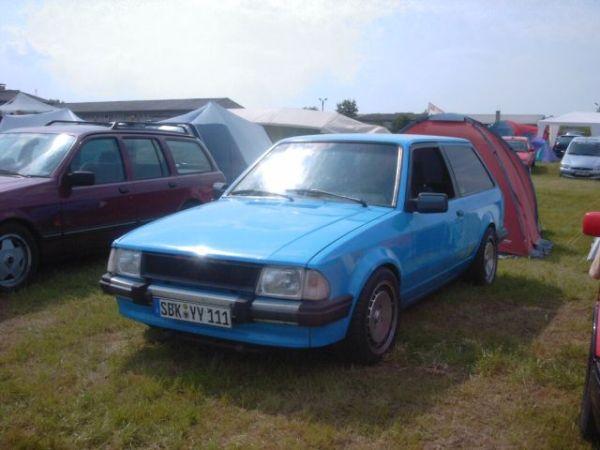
[0,175,53,200]
[562,154,600,168]
[116,197,391,265]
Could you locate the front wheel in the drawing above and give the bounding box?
[0,223,38,293]
[467,228,498,285]
[343,268,399,365]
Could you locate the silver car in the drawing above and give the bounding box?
[560,137,600,179]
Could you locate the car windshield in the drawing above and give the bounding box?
[557,136,575,146]
[229,141,400,207]
[567,141,600,157]
[0,132,75,177]
[506,140,529,152]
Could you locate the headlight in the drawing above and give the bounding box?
[107,248,142,278]
[560,164,570,169]
[256,267,330,301]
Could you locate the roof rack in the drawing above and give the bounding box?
[45,120,195,136]
[46,120,112,127]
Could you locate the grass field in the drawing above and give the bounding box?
[1,164,599,449]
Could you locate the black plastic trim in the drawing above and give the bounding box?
[100,273,150,305]
[251,295,352,327]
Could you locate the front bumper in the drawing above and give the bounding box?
[559,168,600,179]
[100,273,352,329]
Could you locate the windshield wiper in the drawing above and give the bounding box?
[287,188,367,207]
[229,189,294,201]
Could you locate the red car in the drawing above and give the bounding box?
[0,122,224,291]
[503,136,536,169]
[580,211,600,441]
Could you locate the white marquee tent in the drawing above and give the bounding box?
[231,108,389,142]
[0,92,58,115]
[0,108,82,132]
[537,111,600,146]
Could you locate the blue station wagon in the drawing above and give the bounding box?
[101,134,505,363]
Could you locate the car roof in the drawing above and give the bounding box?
[571,136,600,143]
[278,133,469,146]
[2,124,195,138]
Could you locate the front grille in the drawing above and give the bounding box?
[572,167,592,171]
[142,252,262,293]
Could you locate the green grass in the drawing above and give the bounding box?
[1,164,599,448]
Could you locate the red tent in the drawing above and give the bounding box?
[403,114,546,257]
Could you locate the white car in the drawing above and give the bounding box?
[560,137,600,179]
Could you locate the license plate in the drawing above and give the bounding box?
[574,170,590,176]
[156,298,232,328]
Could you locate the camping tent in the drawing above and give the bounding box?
[231,108,389,142]
[161,102,272,182]
[0,92,58,115]
[537,112,600,146]
[0,108,82,132]
[531,137,558,163]
[489,120,537,139]
[403,114,548,257]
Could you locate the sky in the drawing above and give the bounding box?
[0,0,599,115]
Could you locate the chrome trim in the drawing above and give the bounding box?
[391,145,403,208]
[147,284,241,308]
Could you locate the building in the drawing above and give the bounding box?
[63,97,243,122]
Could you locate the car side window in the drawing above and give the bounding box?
[165,139,212,174]
[409,147,455,199]
[123,138,169,180]
[70,138,125,185]
[444,145,494,196]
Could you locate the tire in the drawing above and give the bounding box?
[0,222,39,293]
[343,267,399,365]
[580,357,599,441]
[467,227,498,285]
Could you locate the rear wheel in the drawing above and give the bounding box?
[467,228,498,285]
[343,268,399,365]
[0,223,38,293]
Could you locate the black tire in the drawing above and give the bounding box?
[343,267,399,365]
[467,227,498,285]
[0,222,39,293]
[580,359,599,441]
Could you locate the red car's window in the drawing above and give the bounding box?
[123,138,169,180]
[70,138,125,185]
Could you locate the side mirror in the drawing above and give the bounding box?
[413,192,448,213]
[66,171,95,187]
[212,181,229,199]
[583,212,600,237]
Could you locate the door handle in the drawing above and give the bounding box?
[118,186,130,194]
[456,210,465,218]
[168,181,177,188]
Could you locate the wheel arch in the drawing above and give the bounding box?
[0,217,42,246]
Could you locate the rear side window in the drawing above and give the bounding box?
[166,140,212,174]
[444,145,494,196]
[70,138,125,184]
[123,138,169,180]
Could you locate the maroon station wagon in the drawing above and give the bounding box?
[0,122,225,291]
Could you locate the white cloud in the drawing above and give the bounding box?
[13,0,402,106]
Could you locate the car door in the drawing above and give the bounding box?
[120,136,182,224]
[401,145,457,298]
[60,136,137,250]
[442,143,496,263]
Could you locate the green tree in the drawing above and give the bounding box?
[391,114,414,133]
[336,99,358,118]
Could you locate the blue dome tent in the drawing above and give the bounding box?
[161,102,272,182]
